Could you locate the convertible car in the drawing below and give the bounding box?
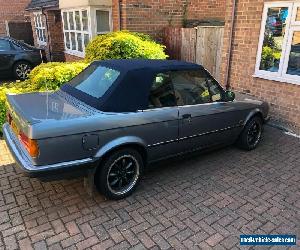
[3,60,269,199]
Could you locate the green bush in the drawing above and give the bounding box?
[0,62,88,134]
[85,31,168,61]
[260,46,281,70]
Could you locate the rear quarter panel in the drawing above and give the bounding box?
[34,109,178,166]
[35,133,94,165]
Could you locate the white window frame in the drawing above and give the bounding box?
[62,8,91,58]
[61,7,113,58]
[282,26,300,81]
[254,2,300,85]
[33,11,47,46]
[292,2,300,25]
[94,8,113,35]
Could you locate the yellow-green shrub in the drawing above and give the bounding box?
[28,62,88,91]
[0,62,88,134]
[85,31,168,62]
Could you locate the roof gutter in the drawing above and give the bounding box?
[224,0,237,90]
[25,4,57,11]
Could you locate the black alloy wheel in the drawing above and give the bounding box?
[107,155,139,195]
[14,61,32,80]
[236,116,263,150]
[95,148,143,200]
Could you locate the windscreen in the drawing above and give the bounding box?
[68,64,120,99]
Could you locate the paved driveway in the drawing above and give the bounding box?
[0,126,299,249]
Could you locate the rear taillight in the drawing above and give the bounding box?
[18,131,39,158]
[6,112,12,125]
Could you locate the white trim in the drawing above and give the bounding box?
[254,2,293,77]
[281,26,300,83]
[253,73,300,85]
[291,2,300,25]
[254,2,300,85]
[33,11,47,46]
[5,20,10,36]
[64,49,85,58]
[285,131,300,138]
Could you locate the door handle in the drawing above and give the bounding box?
[182,114,192,119]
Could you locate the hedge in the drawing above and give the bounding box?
[85,31,168,61]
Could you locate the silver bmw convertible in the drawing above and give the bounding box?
[3,59,269,199]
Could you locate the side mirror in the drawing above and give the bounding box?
[225,91,235,102]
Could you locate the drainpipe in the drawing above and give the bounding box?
[118,0,122,30]
[42,8,52,61]
[224,0,237,90]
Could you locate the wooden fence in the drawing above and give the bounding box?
[163,26,224,80]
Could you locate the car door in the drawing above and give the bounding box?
[140,72,180,162]
[172,69,244,152]
[0,39,15,72]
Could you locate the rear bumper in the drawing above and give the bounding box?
[2,123,94,175]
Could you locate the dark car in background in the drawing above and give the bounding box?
[0,37,45,80]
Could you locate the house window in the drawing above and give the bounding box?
[255,2,300,85]
[62,7,112,57]
[62,9,90,57]
[96,9,111,34]
[33,12,47,45]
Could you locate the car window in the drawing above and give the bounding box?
[0,40,12,51]
[171,70,211,106]
[206,75,224,102]
[148,72,177,109]
[10,42,22,50]
[16,40,36,50]
[68,64,120,99]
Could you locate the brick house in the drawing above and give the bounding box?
[0,0,33,44]
[26,0,65,61]
[112,0,226,41]
[220,0,300,132]
[25,0,225,61]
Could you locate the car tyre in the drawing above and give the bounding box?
[13,61,32,80]
[94,148,144,200]
[236,116,263,150]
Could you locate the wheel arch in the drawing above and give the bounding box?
[244,109,264,126]
[94,136,148,167]
[13,59,32,69]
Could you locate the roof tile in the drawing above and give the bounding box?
[26,0,58,10]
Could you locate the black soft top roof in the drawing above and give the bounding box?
[95,59,200,71]
[61,59,202,112]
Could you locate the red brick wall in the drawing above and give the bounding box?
[221,0,300,131]
[29,10,65,62]
[112,0,226,40]
[64,53,83,62]
[46,10,65,61]
[0,0,31,35]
